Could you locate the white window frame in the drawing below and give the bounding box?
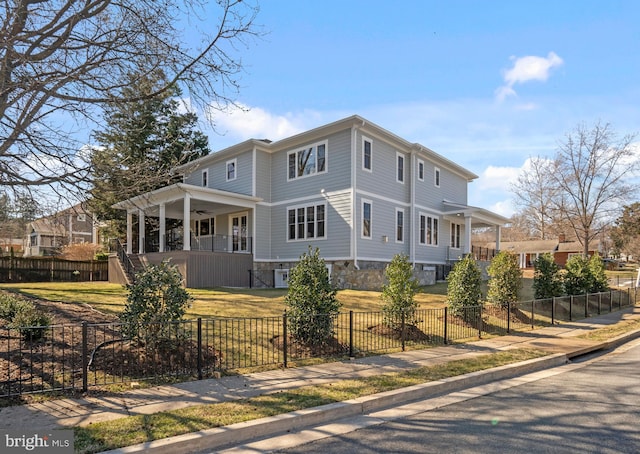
[287,140,328,181]
[362,136,372,172]
[362,199,372,239]
[226,159,237,181]
[434,167,441,188]
[395,208,404,243]
[418,159,424,181]
[450,223,461,249]
[419,213,439,246]
[195,217,215,237]
[286,202,327,241]
[396,152,405,184]
[202,169,208,187]
[77,213,86,222]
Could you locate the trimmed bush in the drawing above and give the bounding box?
[284,246,340,347]
[381,254,419,329]
[487,251,522,306]
[0,292,52,340]
[532,253,564,299]
[447,255,482,318]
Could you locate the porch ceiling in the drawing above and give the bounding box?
[442,200,509,228]
[112,183,262,219]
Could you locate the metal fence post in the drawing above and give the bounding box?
[507,302,511,334]
[197,318,203,380]
[401,311,406,352]
[610,290,613,312]
[349,311,354,358]
[81,321,88,393]
[569,295,573,321]
[478,305,482,339]
[551,297,555,325]
[282,311,288,368]
[585,293,589,319]
[443,307,448,345]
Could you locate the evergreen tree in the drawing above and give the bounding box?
[284,247,340,346]
[588,255,610,293]
[89,70,210,230]
[487,251,522,306]
[447,255,482,317]
[564,255,592,295]
[532,253,564,299]
[381,254,420,329]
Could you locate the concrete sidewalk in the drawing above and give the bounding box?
[2,306,640,451]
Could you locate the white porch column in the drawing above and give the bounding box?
[463,215,472,255]
[126,211,133,254]
[159,203,166,253]
[138,209,145,254]
[183,193,191,251]
[495,225,502,251]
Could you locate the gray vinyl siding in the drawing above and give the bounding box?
[255,150,271,201]
[271,129,352,203]
[356,194,409,260]
[254,204,271,259]
[415,159,468,207]
[267,190,351,260]
[356,134,410,203]
[183,150,253,196]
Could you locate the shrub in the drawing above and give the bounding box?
[532,253,564,299]
[120,260,192,347]
[487,251,522,306]
[10,307,52,341]
[381,254,419,329]
[588,254,610,293]
[447,255,482,318]
[564,255,592,295]
[284,246,340,347]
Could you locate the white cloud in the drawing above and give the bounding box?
[208,104,321,144]
[477,165,521,191]
[496,52,563,101]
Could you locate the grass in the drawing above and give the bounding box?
[577,317,640,342]
[74,348,546,453]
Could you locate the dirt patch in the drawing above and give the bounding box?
[368,324,431,342]
[271,335,349,358]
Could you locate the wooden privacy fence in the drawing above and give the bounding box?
[0,257,108,283]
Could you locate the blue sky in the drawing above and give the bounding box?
[198,0,640,217]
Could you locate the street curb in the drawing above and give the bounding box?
[103,353,569,454]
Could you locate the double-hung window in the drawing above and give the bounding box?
[418,159,424,181]
[434,167,441,187]
[226,159,237,181]
[287,203,326,241]
[202,169,208,187]
[396,152,405,183]
[363,137,372,171]
[287,141,327,180]
[451,223,461,249]
[396,208,404,243]
[419,214,439,246]
[362,200,372,238]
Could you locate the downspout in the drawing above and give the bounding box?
[410,148,416,268]
[351,123,362,270]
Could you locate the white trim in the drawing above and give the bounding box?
[434,166,441,188]
[418,211,439,247]
[226,158,237,181]
[396,151,405,184]
[260,189,350,208]
[356,189,410,207]
[395,207,404,244]
[450,222,462,249]
[229,211,249,253]
[361,199,372,239]
[362,136,373,172]
[202,169,208,187]
[286,140,328,181]
[417,159,425,181]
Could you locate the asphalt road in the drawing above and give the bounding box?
[275,340,640,454]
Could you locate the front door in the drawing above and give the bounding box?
[230,213,248,252]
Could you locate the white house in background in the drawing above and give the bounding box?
[111,115,508,289]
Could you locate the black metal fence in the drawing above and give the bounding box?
[1,288,638,398]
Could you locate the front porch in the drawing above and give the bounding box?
[110,183,261,288]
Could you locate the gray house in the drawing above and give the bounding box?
[111,115,507,289]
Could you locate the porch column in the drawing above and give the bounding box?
[159,203,166,252]
[126,211,133,254]
[183,193,191,251]
[463,215,472,255]
[138,209,145,254]
[495,225,502,251]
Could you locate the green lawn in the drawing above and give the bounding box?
[0,277,541,318]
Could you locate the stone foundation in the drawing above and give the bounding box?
[253,260,437,291]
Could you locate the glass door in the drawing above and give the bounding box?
[231,214,248,252]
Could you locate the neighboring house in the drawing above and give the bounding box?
[23,203,99,257]
[111,115,508,289]
[484,235,601,268]
[0,238,23,255]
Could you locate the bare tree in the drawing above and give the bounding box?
[0,0,259,191]
[511,156,561,239]
[552,122,639,256]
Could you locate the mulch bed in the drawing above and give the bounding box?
[368,324,431,342]
[271,334,349,358]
